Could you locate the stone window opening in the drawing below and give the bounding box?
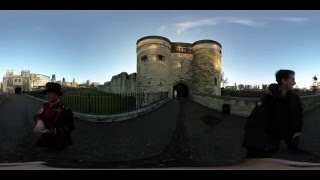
[15,79,17,82]
[156,55,165,61]
[214,77,218,86]
[178,47,187,52]
[141,55,148,62]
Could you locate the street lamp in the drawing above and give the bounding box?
[313,75,318,95]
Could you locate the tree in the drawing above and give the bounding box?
[31,74,41,87]
[86,80,91,87]
[221,72,229,88]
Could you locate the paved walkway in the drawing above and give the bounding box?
[1,94,320,169]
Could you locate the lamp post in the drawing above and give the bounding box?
[313,75,318,95]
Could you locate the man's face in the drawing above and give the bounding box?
[46,92,59,103]
[282,74,296,90]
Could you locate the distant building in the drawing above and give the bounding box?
[2,70,50,93]
[244,85,252,90]
[0,82,3,91]
[51,74,56,82]
[238,84,245,91]
[262,84,268,90]
[59,78,78,88]
[78,83,87,88]
[224,86,237,90]
[86,80,91,87]
[317,82,320,91]
[91,82,100,87]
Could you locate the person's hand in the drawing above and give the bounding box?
[34,120,45,133]
[39,129,50,134]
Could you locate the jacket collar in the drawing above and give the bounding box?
[49,99,61,108]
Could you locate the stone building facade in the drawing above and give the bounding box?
[102,72,136,94]
[100,35,222,98]
[2,70,50,93]
[136,36,222,98]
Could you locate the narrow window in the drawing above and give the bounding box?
[156,55,165,61]
[214,77,218,86]
[141,55,148,62]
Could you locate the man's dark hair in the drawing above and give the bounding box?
[275,69,295,85]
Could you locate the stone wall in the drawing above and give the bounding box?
[192,47,221,96]
[100,36,223,99]
[137,38,172,93]
[0,92,8,104]
[191,94,320,117]
[100,72,136,94]
[170,53,193,85]
[136,36,222,98]
[2,70,50,92]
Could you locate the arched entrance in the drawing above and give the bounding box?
[15,87,21,94]
[173,83,189,98]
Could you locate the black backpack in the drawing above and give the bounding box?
[242,95,274,150]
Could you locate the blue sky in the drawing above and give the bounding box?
[0,10,319,88]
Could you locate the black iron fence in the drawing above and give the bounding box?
[26,91,168,115]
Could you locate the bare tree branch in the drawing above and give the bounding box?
[221,72,229,88]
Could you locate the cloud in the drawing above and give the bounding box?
[163,16,310,34]
[172,17,265,33]
[174,19,217,34]
[277,17,309,23]
[159,25,167,31]
[222,17,266,26]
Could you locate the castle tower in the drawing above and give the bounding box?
[136,36,172,93]
[191,40,222,96]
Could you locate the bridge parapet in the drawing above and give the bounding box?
[191,93,320,117]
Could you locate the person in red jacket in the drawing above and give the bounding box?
[34,82,75,150]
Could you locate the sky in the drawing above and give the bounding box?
[0,10,319,88]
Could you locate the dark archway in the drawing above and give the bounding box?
[173,83,189,98]
[15,87,21,94]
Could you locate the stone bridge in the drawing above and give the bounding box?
[1,94,320,168]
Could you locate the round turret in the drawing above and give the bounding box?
[136,36,172,93]
[191,40,222,96]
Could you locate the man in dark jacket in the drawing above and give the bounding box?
[34,82,75,150]
[265,70,303,153]
[243,69,304,157]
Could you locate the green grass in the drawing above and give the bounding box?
[27,90,167,115]
[60,93,137,115]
